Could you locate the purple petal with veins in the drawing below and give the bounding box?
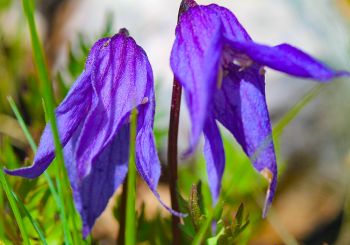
[170,1,347,216]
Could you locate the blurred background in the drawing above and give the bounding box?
[1,0,350,244]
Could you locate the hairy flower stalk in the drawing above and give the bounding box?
[167,78,182,244]
[170,0,349,217]
[5,28,181,237]
[167,1,198,243]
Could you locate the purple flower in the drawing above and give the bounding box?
[170,1,348,216]
[5,29,178,237]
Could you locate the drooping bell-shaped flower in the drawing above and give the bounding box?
[5,28,178,236]
[170,0,348,216]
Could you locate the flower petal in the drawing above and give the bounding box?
[64,124,129,237]
[135,71,185,217]
[4,72,93,178]
[203,116,225,203]
[213,65,277,215]
[225,38,348,80]
[208,4,251,41]
[4,38,108,178]
[74,33,150,179]
[170,5,223,154]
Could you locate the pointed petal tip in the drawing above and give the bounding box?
[262,185,272,218]
[82,225,91,239]
[160,200,188,218]
[3,166,40,179]
[151,189,187,218]
[260,168,275,218]
[335,70,350,78]
[317,70,350,82]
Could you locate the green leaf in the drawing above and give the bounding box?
[12,191,47,245]
[20,0,73,242]
[0,170,30,245]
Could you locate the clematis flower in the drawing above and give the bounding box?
[5,28,178,236]
[170,0,348,216]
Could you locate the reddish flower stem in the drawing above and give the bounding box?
[167,78,182,245]
[168,1,197,244]
[118,178,128,244]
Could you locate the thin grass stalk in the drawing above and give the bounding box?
[7,97,59,199]
[21,0,72,242]
[273,84,325,138]
[12,191,48,245]
[125,109,138,245]
[7,97,74,239]
[0,179,4,240]
[0,170,30,245]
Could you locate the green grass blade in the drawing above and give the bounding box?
[0,181,3,240]
[125,109,138,245]
[7,97,71,240]
[21,0,73,243]
[0,170,30,245]
[55,177,71,243]
[12,191,48,245]
[7,97,37,152]
[273,84,325,138]
[7,97,60,200]
[21,0,65,178]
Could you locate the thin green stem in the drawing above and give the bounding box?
[12,191,48,245]
[7,97,37,151]
[7,97,53,244]
[125,109,138,245]
[21,0,64,176]
[56,177,71,243]
[0,177,4,240]
[21,0,72,242]
[7,97,58,198]
[0,170,30,245]
[273,84,325,138]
